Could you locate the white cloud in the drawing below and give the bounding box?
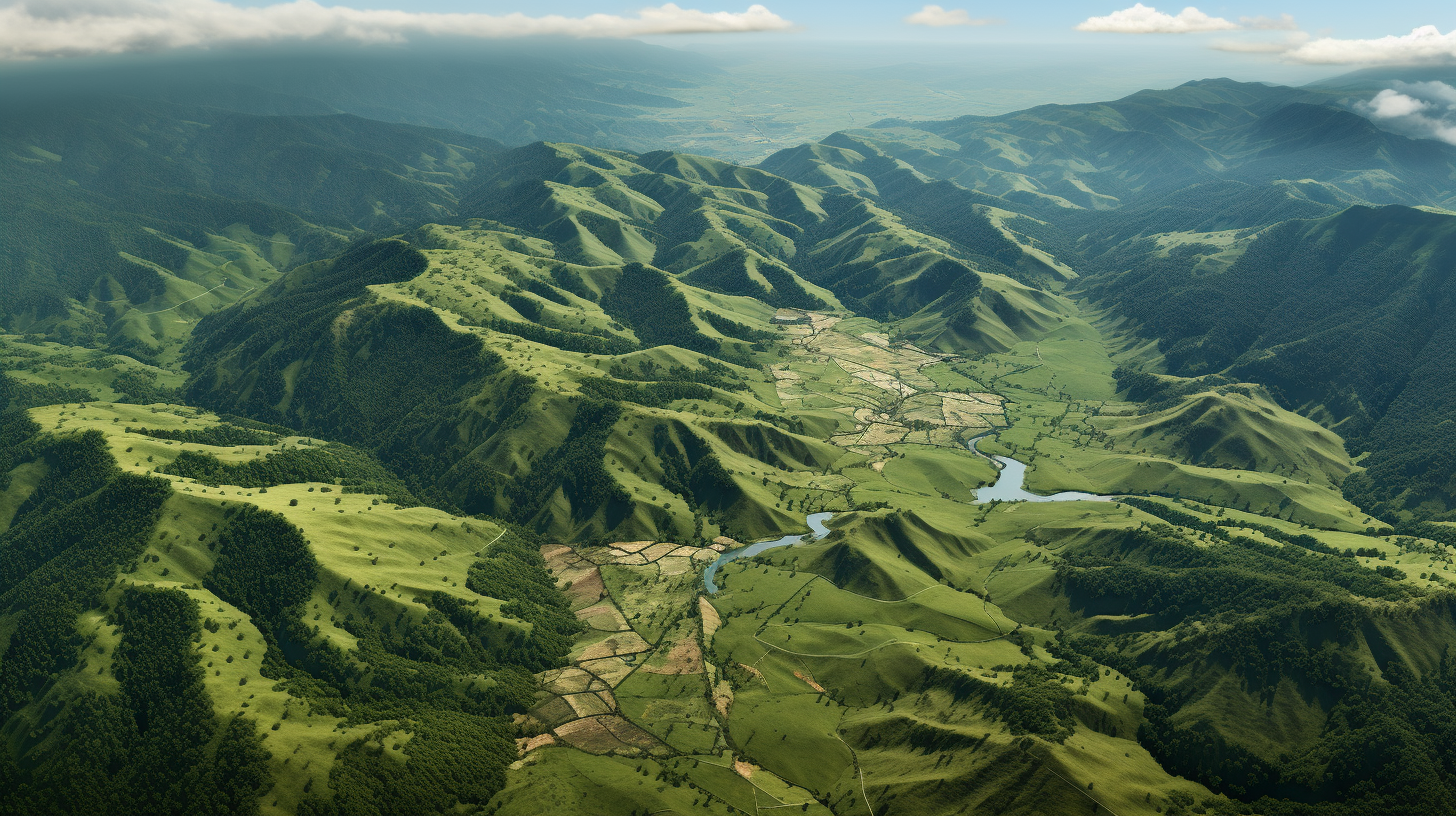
[1076,4,1239,34]
[1281,25,1456,65]
[1357,82,1456,146]
[1367,88,1429,118]
[904,5,997,27]
[0,0,794,60]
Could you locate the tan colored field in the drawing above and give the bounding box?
[577,632,652,662]
[641,636,704,675]
[535,536,726,758]
[554,716,662,755]
[772,316,1005,457]
[793,671,826,693]
[700,597,723,643]
[858,423,910,446]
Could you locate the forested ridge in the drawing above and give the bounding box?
[1084,205,1456,523]
[0,417,274,814]
[0,407,578,813]
[11,63,1456,816]
[1052,522,1456,815]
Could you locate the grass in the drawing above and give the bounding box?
[470,278,1438,813]
[728,692,856,795]
[18,402,528,816]
[11,288,1406,816]
[697,495,1215,815]
[1098,388,1353,487]
[490,750,746,815]
[879,445,997,500]
[0,459,47,533]
[0,335,187,402]
[615,671,722,754]
[943,315,1380,531]
[9,96,1454,816]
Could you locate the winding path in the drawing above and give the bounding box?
[136,281,251,316]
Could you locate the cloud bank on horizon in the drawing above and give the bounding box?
[1285,26,1456,65]
[3,0,1454,68]
[1080,4,1456,66]
[1076,4,1239,34]
[0,0,792,60]
[1074,4,1296,35]
[904,5,998,28]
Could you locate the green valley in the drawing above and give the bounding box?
[6,43,1456,816]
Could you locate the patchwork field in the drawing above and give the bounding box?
[772,312,1006,464]
[477,287,1456,816]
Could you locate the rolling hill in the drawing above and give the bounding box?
[1086,204,1456,525]
[8,66,1456,816]
[0,97,505,365]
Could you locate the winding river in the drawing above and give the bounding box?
[969,435,1112,503]
[703,438,1111,592]
[703,512,833,594]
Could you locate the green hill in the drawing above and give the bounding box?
[11,66,1456,816]
[0,400,572,815]
[1097,387,1354,487]
[0,97,508,366]
[178,137,1071,544]
[1086,204,1456,524]
[854,79,1456,210]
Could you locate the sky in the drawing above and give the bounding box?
[306,1,1455,42]
[2,0,1455,66]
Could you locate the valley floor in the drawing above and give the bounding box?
[488,296,1446,815]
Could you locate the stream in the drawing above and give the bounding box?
[704,438,1111,592]
[703,512,833,594]
[969,435,1112,504]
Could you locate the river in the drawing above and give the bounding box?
[703,439,1110,592]
[703,512,833,594]
[969,435,1112,504]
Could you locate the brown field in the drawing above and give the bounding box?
[641,635,704,675]
[577,632,652,662]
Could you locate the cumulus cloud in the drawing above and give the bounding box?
[904,5,998,27]
[1076,5,1301,36]
[1357,81,1456,145]
[0,0,794,60]
[1076,4,1238,34]
[1367,88,1430,118]
[1281,25,1456,65]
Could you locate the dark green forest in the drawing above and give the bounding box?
[1084,206,1456,523]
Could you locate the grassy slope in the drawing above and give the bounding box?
[489,279,1444,815]
[1097,388,1353,487]
[8,402,531,815]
